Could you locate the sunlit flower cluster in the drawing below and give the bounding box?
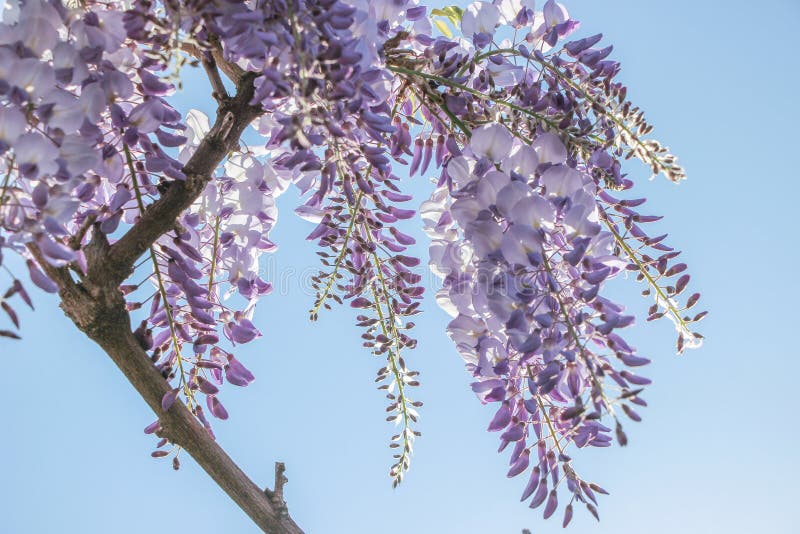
[0,0,704,523]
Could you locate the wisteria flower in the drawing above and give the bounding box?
[461,1,501,40]
[469,123,514,161]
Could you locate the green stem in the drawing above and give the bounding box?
[602,215,691,338]
[541,251,616,417]
[527,53,674,178]
[0,156,16,213]
[123,142,192,404]
[310,191,364,319]
[207,216,221,297]
[369,279,413,483]
[388,64,561,131]
[535,393,565,455]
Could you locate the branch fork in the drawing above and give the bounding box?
[27,50,303,534]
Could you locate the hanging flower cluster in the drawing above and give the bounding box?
[0,0,705,524]
[424,124,659,522]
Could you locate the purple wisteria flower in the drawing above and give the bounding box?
[0,0,704,526]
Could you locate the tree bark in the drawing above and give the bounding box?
[27,53,305,533]
[77,282,303,534]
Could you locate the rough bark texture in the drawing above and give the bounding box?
[28,57,305,534]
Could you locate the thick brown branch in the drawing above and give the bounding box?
[89,300,303,534]
[28,239,304,534]
[92,71,262,287]
[24,65,304,533]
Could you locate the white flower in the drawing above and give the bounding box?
[486,59,524,86]
[532,131,567,164]
[446,155,476,188]
[0,107,26,145]
[543,0,569,27]
[420,189,452,239]
[469,123,513,162]
[179,109,210,163]
[506,144,540,176]
[496,0,535,25]
[540,165,583,198]
[7,58,55,98]
[59,135,100,176]
[14,132,59,177]
[512,194,556,231]
[461,1,501,38]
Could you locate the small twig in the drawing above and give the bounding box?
[265,461,289,517]
[68,212,98,250]
[274,462,287,503]
[201,55,229,103]
[181,40,245,86]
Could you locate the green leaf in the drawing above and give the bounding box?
[431,5,463,28]
[433,18,453,38]
[442,5,464,24]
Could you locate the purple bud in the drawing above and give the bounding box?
[622,403,642,422]
[394,255,420,267]
[109,186,132,212]
[562,503,573,527]
[520,466,541,501]
[161,388,179,411]
[194,333,219,346]
[143,420,160,434]
[542,490,558,519]
[196,359,223,370]
[390,207,415,220]
[619,354,650,367]
[406,6,426,20]
[226,355,256,387]
[488,402,512,431]
[529,477,548,508]
[507,449,530,478]
[31,183,48,208]
[615,421,628,446]
[207,395,229,420]
[409,138,423,176]
[421,138,434,174]
[197,376,219,395]
[37,236,76,264]
[619,370,651,385]
[389,227,415,245]
[565,34,603,57]
[501,424,524,442]
[383,191,413,203]
[26,260,58,293]
[229,319,260,344]
[350,297,372,308]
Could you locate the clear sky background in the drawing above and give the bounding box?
[2,1,799,533]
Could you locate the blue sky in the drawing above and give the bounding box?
[2,1,799,533]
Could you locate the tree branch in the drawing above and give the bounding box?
[203,54,230,102]
[90,70,262,287]
[23,63,305,533]
[182,40,246,86]
[28,237,303,533]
